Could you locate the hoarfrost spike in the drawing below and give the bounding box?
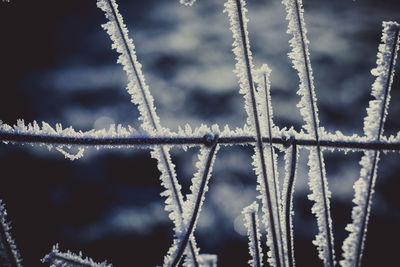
[340,21,400,267]
[224,1,284,266]
[0,201,22,267]
[1,121,400,152]
[96,0,161,134]
[0,120,141,160]
[163,136,219,267]
[42,244,111,267]
[255,64,287,266]
[282,0,335,265]
[56,147,85,161]
[242,202,263,267]
[282,143,299,267]
[97,0,201,264]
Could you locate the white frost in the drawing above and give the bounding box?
[282,0,335,265]
[0,120,139,160]
[242,202,263,267]
[225,1,285,266]
[363,21,400,140]
[281,141,299,267]
[340,21,400,267]
[163,140,219,267]
[0,200,22,267]
[97,1,202,263]
[41,244,111,267]
[224,0,257,130]
[97,0,161,135]
[282,0,320,135]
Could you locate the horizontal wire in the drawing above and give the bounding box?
[0,132,399,151]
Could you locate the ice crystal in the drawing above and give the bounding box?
[282,0,335,265]
[163,137,219,267]
[340,21,400,267]
[42,244,111,267]
[225,1,285,266]
[242,202,263,267]
[0,201,22,267]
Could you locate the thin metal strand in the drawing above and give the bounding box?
[1,132,399,151]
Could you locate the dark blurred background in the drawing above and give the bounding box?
[0,0,399,266]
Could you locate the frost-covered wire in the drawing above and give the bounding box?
[282,0,334,265]
[2,121,400,151]
[242,202,263,267]
[97,0,201,263]
[42,244,111,267]
[163,136,219,267]
[97,0,161,134]
[340,21,400,267]
[224,0,284,266]
[256,64,288,265]
[0,201,22,267]
[0,119,138,160]
[281,142,298,267]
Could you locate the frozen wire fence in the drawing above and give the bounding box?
[0,0,399,266]
[1,123,400,151]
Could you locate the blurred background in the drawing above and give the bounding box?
[0,0,399,266]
